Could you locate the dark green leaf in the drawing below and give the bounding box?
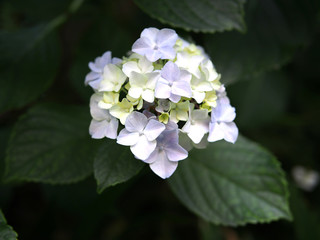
[94,140,144,193]
[205,0,320,84]
[0,209,18,240]
[169,135,292,226]
[0,24,61,114]
[134,0,246,33]
[4,103,97,184]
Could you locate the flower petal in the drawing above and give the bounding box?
[90,94,109,120]
[131,135,156,160]
[117,129,139,146]
[142,89,155,103]
[220,122,238,144]
[141,27,159,42]
[125,111,148,133]
[155,80,171,99]
[165,144,188,161]
[89,120,107,139]
[122,61,140,77]
[132,37,154,56]
[212,102,236,122]
[172,81,192,98]
[161,61,179,83]
[128,87,143,99]
[144,119,165,141]
[207,122,224,142]
[149,150,178,179]
[146,50,162,62]
[156,28,178,48]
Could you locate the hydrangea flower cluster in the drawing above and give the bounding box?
[85,27,238,179]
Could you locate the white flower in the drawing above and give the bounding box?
[208,100,238,143]
[117,111,165,160]
[132,28,178,62]
[144,121,188,179]
[85,51,121,90]
[109,98,134,125]
[98,92,119,109]
[122,55,154,77]
[99,64,127,92]
[127,71,160,103]
[182,104,210,144]
[190,72,213,103]
[169,100,189,123]
[155,61,192,103]
[89,93,119,139]
[175,52,204,78]
[200,59,221,90]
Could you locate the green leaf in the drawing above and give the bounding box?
[0,209,18,240]
[0,22,62,114]
[94,140,144,193]
[134,0,246,33]
[205,0,320,84]
[168,135,292,226]
[4,103,97,184]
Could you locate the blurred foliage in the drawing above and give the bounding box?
[0,0,319,239]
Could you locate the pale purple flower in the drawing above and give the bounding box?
[144,121,188,179]
[117,111,165,160]
[89,93,119,139]
[85,51,121,90]
[132,28,178,62]
[207,100,238,143]
[155,61,192,103]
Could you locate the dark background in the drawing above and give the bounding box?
[0,0,319,239]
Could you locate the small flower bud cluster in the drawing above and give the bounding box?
[85,27,238,179]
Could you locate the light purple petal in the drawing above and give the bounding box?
[89,61,101,73]
[144,119,165,141]
[141,27,159,42]
[145,50,162,62]
[165,144,188,161]
[161,61,179,82]
[156,29,178,47]
[131,135,156,160]
[207,122,224,142]
[169,93,181,103]
[212,102,236,122]
[159,46,176,60]
[98,51,112,68]
[112,57,122,65]
[172,81,192,98]
[89,120,107,139]
[90,94,109,120]
[149,150,178,179]
[220,122,238,143]
[143,148,159,164]
[88,78,102,90]
[105,118,119,139]
[85,71,100,84]
[155,81,171,99]
[132,37,153,56]
[117,129,139,146]
[125,111,148,133]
